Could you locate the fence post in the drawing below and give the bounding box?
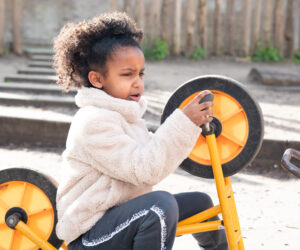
[197,0,207,53]
[263,0,273,46]
[135,0,145,31]
[298,0,300,52]
[161,0,170,42]
[185,0,196,56]
[123,0,131,15]
[252,0,262,53]
[173,0,181,55]
[109,0,118,11]
[214,0,222,55]
[13,0,23,55]
[226,0,234,56]
[274,0,285,57]
[241,0,251,57]
[285,0,295,58]
[151,0,161,41]
[0,0,5,55]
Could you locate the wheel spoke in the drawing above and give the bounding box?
[220,132,244,147]
[28,207,53,217]
[19,182,28,207]
[220,108,243,123]
[8,230,15,250]
[0,222,7,229]
[0,197,9,210]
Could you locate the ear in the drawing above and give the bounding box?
[88,71,103,88]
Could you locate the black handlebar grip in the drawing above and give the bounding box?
[199,92,214,107]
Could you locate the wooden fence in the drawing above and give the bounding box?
[110,0,300,58]
[0,0,23,55]
[0,0,300,58]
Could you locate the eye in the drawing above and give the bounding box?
[139,72,145,77]
[121,73,132,77]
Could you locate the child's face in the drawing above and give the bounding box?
[91,46,145,102]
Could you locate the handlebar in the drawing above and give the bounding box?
[199,92,214,133]
[281,148,300,178]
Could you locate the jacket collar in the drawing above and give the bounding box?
[75,87,147,123]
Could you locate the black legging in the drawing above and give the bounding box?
[68,191,228,250]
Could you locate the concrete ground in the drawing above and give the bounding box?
[0,146,299,250]
[0,54,300,249]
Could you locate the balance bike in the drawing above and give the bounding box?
[0,75,264,250]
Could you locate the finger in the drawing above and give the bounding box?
[202,116,213,124]
[198,109,214,117]
[198,101,214,111]
[191,90,210,104]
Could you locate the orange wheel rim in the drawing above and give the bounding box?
[0,181,54,250]
[179,90,249,165]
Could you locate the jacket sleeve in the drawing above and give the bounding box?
[79,108,202,186]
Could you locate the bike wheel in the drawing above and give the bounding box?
[0,168,63,249]
[161,75,264,178]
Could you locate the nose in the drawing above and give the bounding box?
[133,75,144,88]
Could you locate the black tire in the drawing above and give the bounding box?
[161,75,264,178]
[0,168,63,249]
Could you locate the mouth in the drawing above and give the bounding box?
[128,93,141,102]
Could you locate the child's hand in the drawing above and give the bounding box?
[182,90,214,127]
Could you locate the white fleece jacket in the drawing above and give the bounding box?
[56,87,202,244]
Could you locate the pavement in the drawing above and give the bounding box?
[0,52,300,249]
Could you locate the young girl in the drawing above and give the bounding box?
[53,12,228,250]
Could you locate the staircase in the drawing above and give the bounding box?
[0,47,164,146]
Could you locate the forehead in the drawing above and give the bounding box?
[107,46,145,69]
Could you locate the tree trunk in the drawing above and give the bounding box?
[241,0,250,57]
[0,0,5,55]
[135,0,145,31]
[285,0,295,58]
[197,0,207,52]
[252,0,262,53]
[173,0,181,55]
[274,0,285,56]
[185,0,196,56]
[214,0,222,55]
[263,0,273,46]
[161,0,170,41]
[151,0,161,41]
[13,0,23,55]
[226,0,234,55]
[109,0,118,11]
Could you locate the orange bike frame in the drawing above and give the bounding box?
[176,134,245,250]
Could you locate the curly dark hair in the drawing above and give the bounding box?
[53,12,143,91]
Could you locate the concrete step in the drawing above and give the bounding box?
[0,82,76,96]
[0,92,161,123]
[0,92,76,108]
[18,67,56,75]
[0,105,159,146]
[0,89,162,119]
[5,74,57,84]
[30,55,53,62]
[28,61,53,68]
[0,106,72,146]
[24,47,54,56]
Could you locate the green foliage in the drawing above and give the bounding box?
[143,39,168,60]
[293,52,300,64]
[252,43,281,62]
[190,47,206,60]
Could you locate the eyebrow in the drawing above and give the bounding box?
[120,67,145,71]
